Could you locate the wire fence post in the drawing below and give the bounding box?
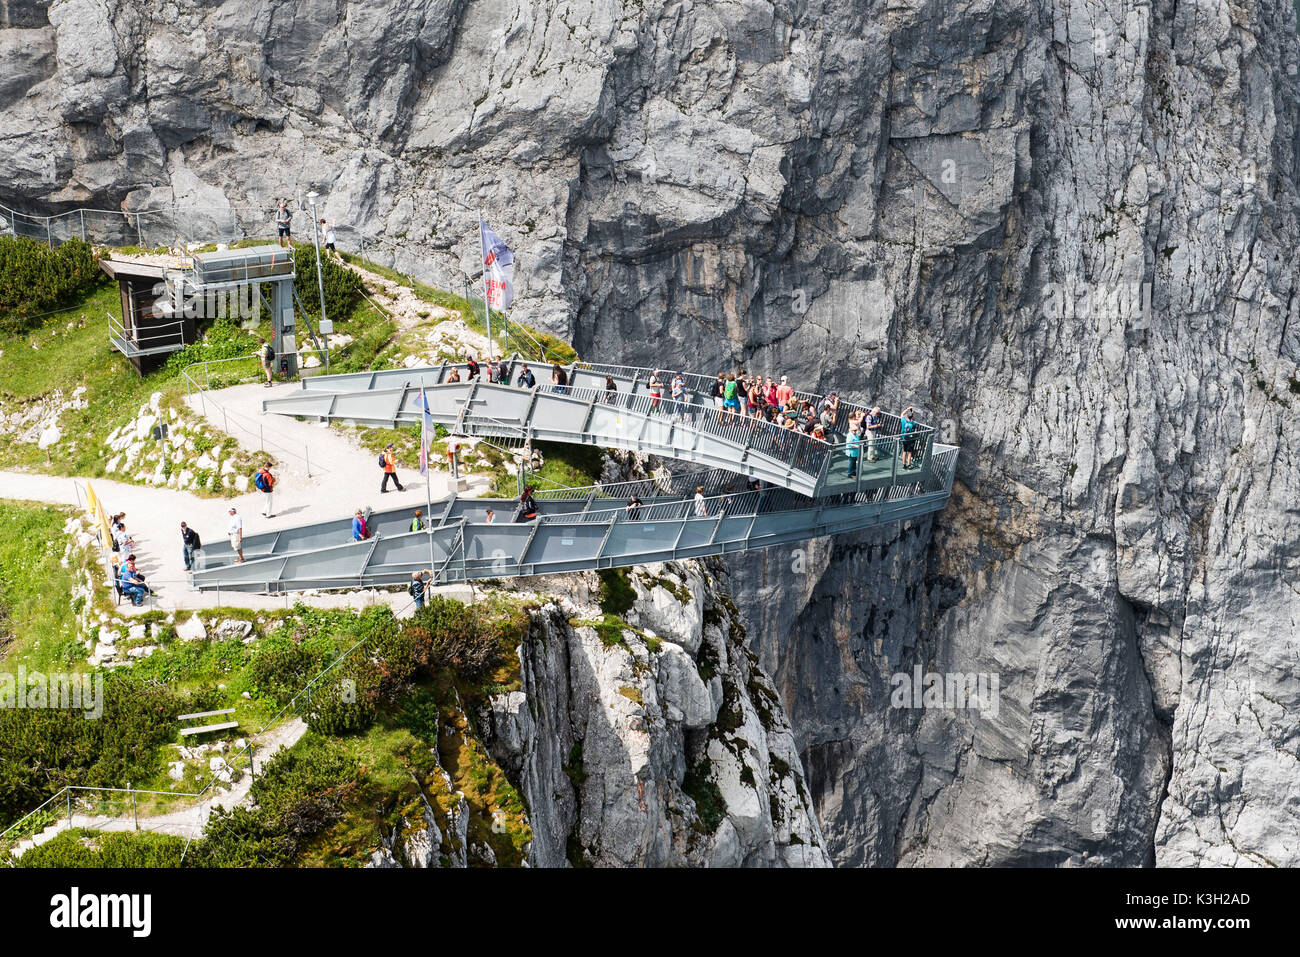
[130,782,138,831]
[66,789,72,831]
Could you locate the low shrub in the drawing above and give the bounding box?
[293,242,364,322]
[0,237,106,333]
[0,675,191,828]
[15,828,188,868]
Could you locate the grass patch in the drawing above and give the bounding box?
[0,501,88,669]
[597,567,636,617]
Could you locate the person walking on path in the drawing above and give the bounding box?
[276,201,292,247]
[693,485,708,517]
[254,462,276,517]
[380,443,406,492]
[180,521,201,572]
[352,509,370,542]
[227,507,244,563]
[409,569,431,610]
[259,338,275,387]
[320,219,337,257]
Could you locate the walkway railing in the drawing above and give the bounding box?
[265,362,937,499]
[0,785,206,863]
[179,355,326,476]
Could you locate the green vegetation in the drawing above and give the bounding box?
[489,441,605,498]
[0,501,94,669]
[597,567,636,617]
[0,675,203,830]
[0,250,394,484]
[291,243,364,321]
[0,237,106,333]
[14,829,189,868]
[340,250,576,363]
[682,759,726,834]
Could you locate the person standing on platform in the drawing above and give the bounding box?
[227,507,244,563]
[276,201,292,247]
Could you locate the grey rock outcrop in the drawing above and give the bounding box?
[4,0,1299,867]
[481,568,830,867]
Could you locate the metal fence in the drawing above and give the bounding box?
[0,202,282,249]
[179,354,327,476]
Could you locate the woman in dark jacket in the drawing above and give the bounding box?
[515,485,539,522]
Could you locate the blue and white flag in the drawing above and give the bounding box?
[479,220,515,311]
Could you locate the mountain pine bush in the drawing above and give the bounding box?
[0,236,107,333]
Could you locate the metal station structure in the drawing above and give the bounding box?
[103,244,324,377]
[188,361,958,594]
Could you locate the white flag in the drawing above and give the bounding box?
[480,220,515,310]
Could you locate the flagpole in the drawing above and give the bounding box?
[420,376,434,576]
[478,210,492,355]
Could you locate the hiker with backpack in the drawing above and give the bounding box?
[514,485,539,522]
[180,521,202,571]
[408,569,432,611]
[260,338,275,387]
[379,443,406,492]
[254,462,276,517]
[899,406,920,470]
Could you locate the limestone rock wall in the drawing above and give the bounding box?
[4,0,1299,866]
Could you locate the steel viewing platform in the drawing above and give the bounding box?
[186,362,958,594]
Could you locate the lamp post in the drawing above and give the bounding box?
[306,191,330,372]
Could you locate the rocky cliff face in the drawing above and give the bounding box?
[370,565,830,868]
[4,0,1299,866]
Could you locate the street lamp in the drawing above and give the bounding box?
[305,191,330,372]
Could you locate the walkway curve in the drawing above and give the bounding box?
[264,361,944,499]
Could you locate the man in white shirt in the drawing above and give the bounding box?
[227,507,244,563]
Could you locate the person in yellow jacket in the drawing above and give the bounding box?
[380,443,406,493]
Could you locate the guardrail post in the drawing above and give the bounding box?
[131,782,138,831]
[66,789,72,830]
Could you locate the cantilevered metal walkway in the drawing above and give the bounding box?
[262,361,940,498]
[188,362,958,594]
[190,460,956,594]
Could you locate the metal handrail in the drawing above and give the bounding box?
[179,355,326,476]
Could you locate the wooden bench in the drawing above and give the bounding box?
[177,708,238,737]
